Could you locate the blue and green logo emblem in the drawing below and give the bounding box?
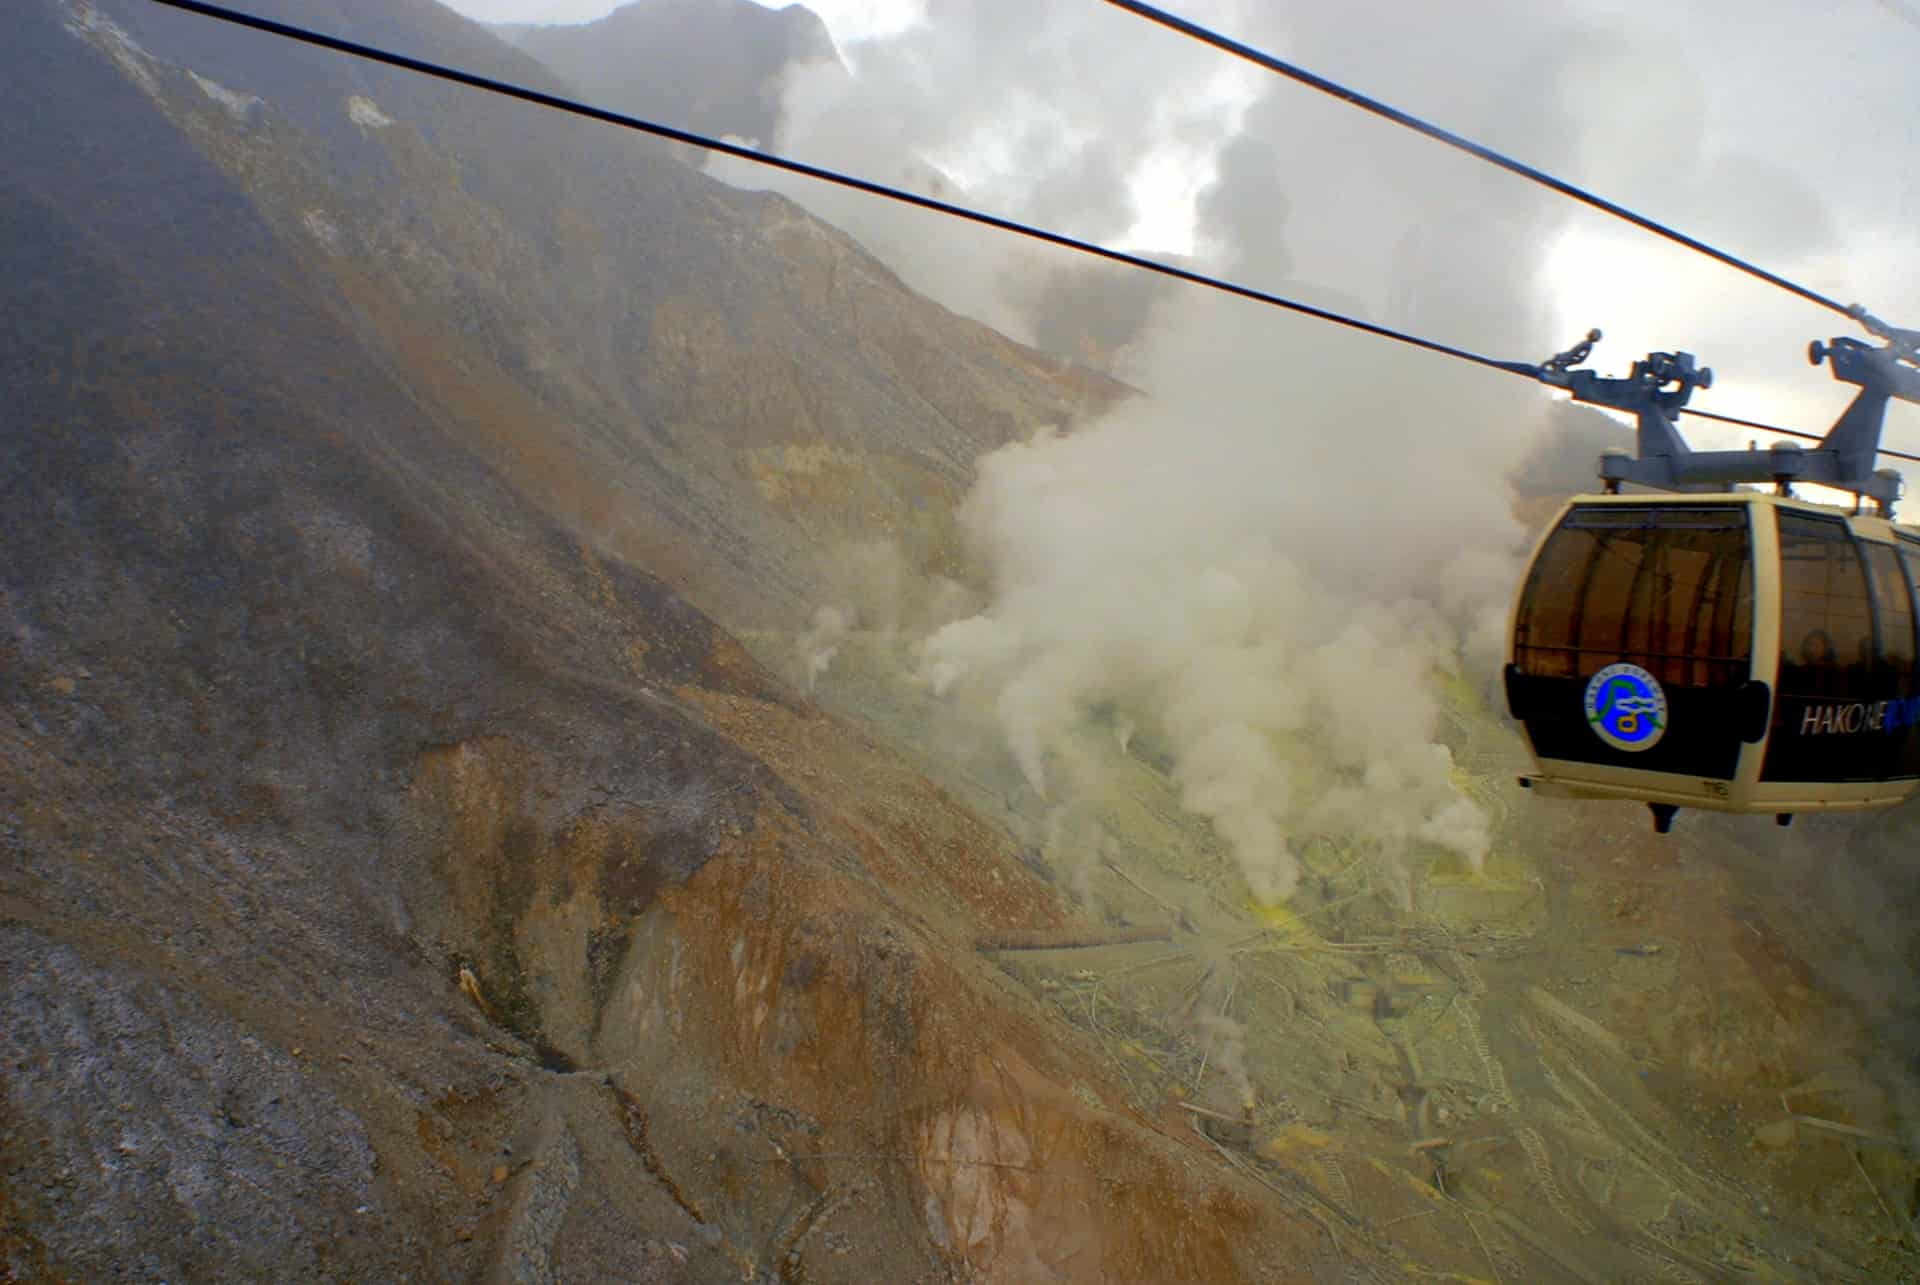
[1584,663,1668,752]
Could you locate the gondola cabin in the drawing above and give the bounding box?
[1506,492,1920,827]
[1502,322,1920,829]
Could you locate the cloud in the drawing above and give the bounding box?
[707,0,1259,340]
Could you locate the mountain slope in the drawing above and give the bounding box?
[0,2,1299,1281]
[83,0,1119,633]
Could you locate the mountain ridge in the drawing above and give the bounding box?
[496,0,840,149]
[3,2,1291,1280]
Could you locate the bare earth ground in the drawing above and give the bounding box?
[744,627,1920,1283]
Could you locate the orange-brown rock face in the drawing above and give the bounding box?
[397,705,1327,1281]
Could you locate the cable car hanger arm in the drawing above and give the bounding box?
[1532,323,1920,511]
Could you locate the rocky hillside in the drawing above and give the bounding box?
[7,1,1920,1282]
[0,2,1235,1281]
[498,0,839,150]
[53,0,1115,635]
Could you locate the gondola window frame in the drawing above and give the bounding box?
[1762,513,1920,784]
[1511,503,1756,781]
[1513,504,1755,688]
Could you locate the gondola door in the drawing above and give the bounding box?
[1761,515,1920,786]
[1509,503,1760,791]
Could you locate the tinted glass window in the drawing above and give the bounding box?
[1863,542,1917,688]
[1515,506,1752,687]
[1765,526,1920,783]
[1902,541,1920,775]
[1777,514,1875,699]
[1900,537,1920,670]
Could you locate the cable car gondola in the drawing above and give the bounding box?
[1506,313,1920,831]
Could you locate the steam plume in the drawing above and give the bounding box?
[752,0,1882,904]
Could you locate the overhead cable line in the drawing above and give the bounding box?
[1102,0,1858,320]
[1692,409,1918,463]
[151,0,1537,377]
[144,0,1916,464]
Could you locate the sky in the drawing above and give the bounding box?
[436,0,1920,454]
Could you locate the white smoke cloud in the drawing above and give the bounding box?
[798,604,851,692]
[765,0,1916,905]
[755,0,1597,904]
[916,298,1515,901]
[707,0,1264,339]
